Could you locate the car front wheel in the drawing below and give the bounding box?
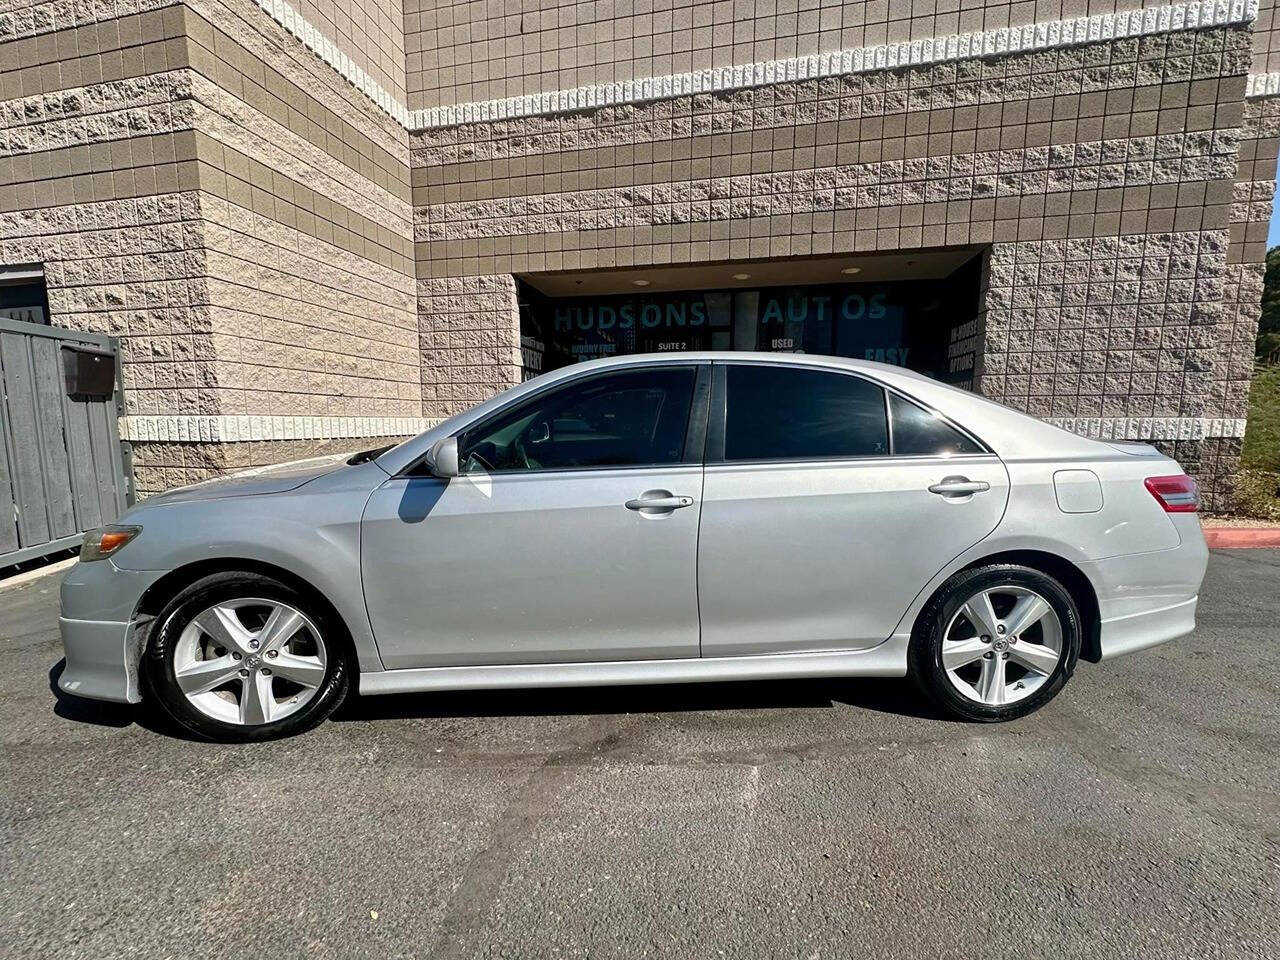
[909,564,1081,722]
[143,572,350,742]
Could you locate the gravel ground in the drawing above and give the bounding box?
[2,550,1278,960]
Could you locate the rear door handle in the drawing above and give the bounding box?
[625,494,694,512]
[928,476,991,497]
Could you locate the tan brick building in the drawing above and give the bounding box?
[2,0,1278,508]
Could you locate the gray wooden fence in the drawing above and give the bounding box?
[0,316,133,568]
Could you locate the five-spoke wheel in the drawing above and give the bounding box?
[144,572,350,741]
[940,586,1064,707]
[173,598,328,726]
[910,564,1081,722]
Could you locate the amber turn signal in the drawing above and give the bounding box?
[80,525,142,562]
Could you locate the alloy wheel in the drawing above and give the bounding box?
[172,598,327,726]
[940,585,1064,707]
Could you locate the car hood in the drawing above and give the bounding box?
[144,453,359,505]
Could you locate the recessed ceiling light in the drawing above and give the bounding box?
[632,279,650,287]
[732,273,751,280]
[840,266,862,275]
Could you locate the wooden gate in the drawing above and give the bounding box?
[0,316,133,568]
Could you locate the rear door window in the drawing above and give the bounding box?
[722,365,889,462]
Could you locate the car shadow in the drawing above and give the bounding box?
[49,661,954,738]
[336,676,953,723]
[47,660,202,740]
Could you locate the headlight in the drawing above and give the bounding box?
[79,525,142,562]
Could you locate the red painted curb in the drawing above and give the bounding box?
[1202,527,1280,549]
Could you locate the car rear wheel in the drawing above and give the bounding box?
[909,564,1081,722]
[143,572,350,742]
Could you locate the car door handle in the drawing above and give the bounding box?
[625,495,694,511]
[928,477,991,497]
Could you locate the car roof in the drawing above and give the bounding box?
[376,352,1106,474]
[549,350,905,374]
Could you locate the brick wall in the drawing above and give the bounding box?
[5,0,1279,506]
[409,22,1265,509]
[1,0,422,494]
[1,4,213,431]
[406,0,1187,109]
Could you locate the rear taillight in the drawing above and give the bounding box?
[1144,474,1199,513]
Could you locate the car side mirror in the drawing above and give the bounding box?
[529,420,551,444]
[424,436,460,479]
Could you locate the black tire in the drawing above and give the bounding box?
[142,571,350,742]
[909,564,1081,722]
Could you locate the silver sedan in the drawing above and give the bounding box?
[58,354,1208,741]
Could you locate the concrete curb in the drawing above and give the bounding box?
[0,557,77,591]
[1203,527,1280,549]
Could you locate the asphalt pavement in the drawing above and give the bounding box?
[2,550,1278,959]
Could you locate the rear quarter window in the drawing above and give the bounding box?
[889,393,985,457]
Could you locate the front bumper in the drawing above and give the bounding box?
[57,560,165,705]
[58,616,146,703]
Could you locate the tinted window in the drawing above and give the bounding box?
[723,365,888,461]
[889,393,984,456]
[460,367,697,472]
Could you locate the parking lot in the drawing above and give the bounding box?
[2,550,1277,959]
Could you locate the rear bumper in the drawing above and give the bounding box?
[1082,515,1209,660]
[1096,596,1198,661]
[58,616,143,704]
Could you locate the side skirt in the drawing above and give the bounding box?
[358,636,911,696]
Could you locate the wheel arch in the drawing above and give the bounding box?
[134,558,358,662]
[947,549,1102,663]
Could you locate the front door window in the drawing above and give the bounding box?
[459,367,698,473]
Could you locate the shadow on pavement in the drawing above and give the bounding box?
[335,676,952,724]
[48,660,953,738]
[47,660,202,740]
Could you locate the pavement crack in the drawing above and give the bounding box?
[422,717,638,960]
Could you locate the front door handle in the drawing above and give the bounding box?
[928,476,991,497]
[625,493,694,513]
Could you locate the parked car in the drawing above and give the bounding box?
[58,354,1208,741]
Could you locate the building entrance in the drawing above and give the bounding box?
[518,251,983,390]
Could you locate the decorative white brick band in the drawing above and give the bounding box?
[1246,71,1280,98]
[246,0,1257,132]
[250,0,409,126]
[407,0,1258,131]
[119,413,1243,444]
[120,415,434,443]
[1047,416,1247,441]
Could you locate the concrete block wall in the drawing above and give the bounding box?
[1,4,214,431]
[289,0,406,103]
[1,0,423,494]
[417,273,521,417]
[5,0,1280,506]
[409,21,1265,508]
[180,0,420,421]
[405,0,1210,110]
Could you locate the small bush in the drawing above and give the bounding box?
[1236,365,1280,519]
[1243,364,1280,473]
[1234,470,1280,522]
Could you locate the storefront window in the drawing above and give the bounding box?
[519,259,980,387]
